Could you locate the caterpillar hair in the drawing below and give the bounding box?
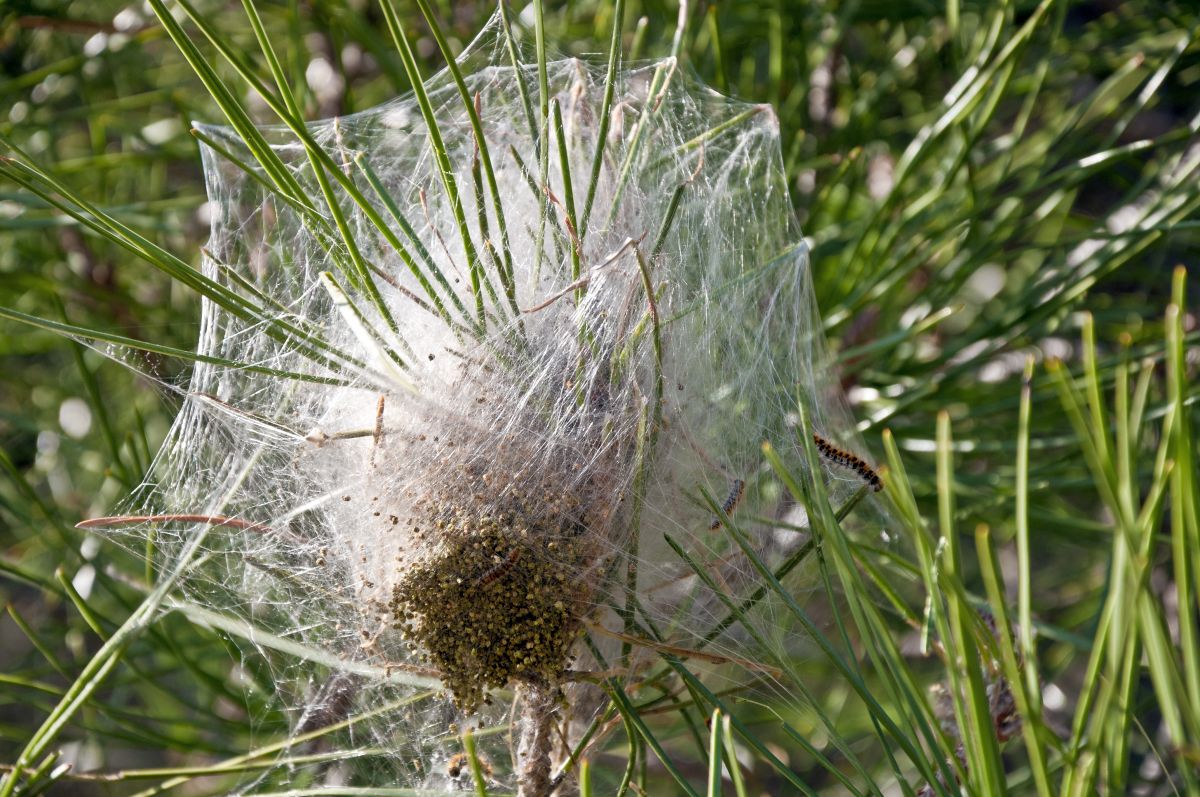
[474,548,521,588]
[813,433,883,492]
[708,478,747,530]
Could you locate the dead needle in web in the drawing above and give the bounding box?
[584,621,783,678]
[76,514,272,533]
[306,427,383,446]
[191,392,306,440]
[419,187,464,280]
[371,394,386,466]
[521,235,644,313]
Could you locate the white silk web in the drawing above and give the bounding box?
[117,12,880,792]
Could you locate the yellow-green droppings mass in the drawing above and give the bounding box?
[389,487,595,712]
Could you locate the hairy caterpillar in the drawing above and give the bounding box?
[474,548,521,588]
[708,478,746,530]
[447,753,468,779]
[813,433,883,492]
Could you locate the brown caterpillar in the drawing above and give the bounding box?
[473,548,521,588]
[447,751,493,780]
[813,433,883,492]
[708,478,746,530]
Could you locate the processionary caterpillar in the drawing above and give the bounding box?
[474,548,521,588]
[813,433,883,492]
[447,753,468,779]
[708,478,746,530]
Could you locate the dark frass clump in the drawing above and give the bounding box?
[389,457,607,712]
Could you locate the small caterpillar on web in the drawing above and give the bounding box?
[813,433,883,492]
[708,478,746,530]
[473,548,521,588]
[447,750,493,781]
